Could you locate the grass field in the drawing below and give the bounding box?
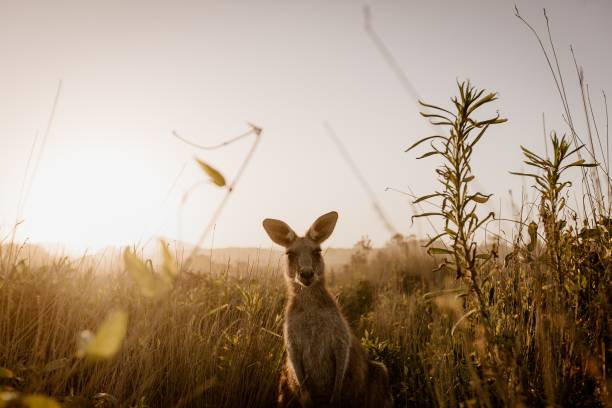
[0,213,609,408]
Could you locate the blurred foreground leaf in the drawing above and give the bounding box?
[0,367,14,379]
[22,395,62,408]
[0,391,19,407]
[123,249,170,298]
[195,158,226,187]
[78,309,128,361]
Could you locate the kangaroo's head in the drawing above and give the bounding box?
[262,211,338,287]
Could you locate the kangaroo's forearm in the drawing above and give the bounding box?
[331,345,350,400]
[287,347,306,387]
[293,363,306,388]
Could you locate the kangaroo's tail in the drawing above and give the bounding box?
[367,360,393,408]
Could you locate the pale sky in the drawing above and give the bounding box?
[1,0,610,252]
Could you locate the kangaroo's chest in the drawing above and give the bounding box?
[285,305,350,392]
[288,306,345,346]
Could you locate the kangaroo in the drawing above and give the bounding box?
[262,211,392,408]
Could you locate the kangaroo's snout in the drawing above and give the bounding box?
[297,267,314,286]
[299,267,313,278]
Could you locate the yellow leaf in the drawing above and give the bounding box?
[0,367,14,379]
[123,249,169,298]
[160,240,177,284]
[195,158,226,187]
[80,309,128,361]
[22,395,62,408]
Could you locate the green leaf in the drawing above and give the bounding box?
[566,159,585,166]
[424,232,448,247]
[413,192,443,204]
[466,92,497,116]
[416,151,441,160]
[22,395,62,408]
[561,160,598,171]
[195,158,226,187]
[405,135,446,152]
[524,160,547,170]
[565,144,586,158]
[469,193,492,204]
[473,116,507,127]
[79,309,128,361]
[468,124,490,148]
[430,120,453,126]
[412,212,445,220]
[418,100,457,118]
[419,112,453,123]
[520,146,549,166]
[474,212,495,231]
[509,171,540,179]
[427,247,454,255]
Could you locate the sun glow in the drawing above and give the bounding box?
[16,142,168,252]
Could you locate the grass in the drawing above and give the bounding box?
[1,218,608,407]
[0,254,287,407]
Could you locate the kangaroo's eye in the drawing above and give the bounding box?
[286,251,296,257]
[313,248,322,255]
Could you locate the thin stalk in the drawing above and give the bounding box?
[324,121,397,235]
[571,47,605,213]
[183,124,262,262]
[6,80,62,270]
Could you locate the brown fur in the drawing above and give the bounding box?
[263,212,392,408]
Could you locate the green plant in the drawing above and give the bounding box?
[338,279,376,327]
[407,81,506,325]
[511,132,597,288]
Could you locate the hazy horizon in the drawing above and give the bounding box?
[1,0,611,252]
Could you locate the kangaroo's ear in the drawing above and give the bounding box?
[307,211,338,244]
[263,218,297,247]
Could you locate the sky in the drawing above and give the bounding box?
[0,0,611,252]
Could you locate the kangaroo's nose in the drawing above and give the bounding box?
[300,268,314,279]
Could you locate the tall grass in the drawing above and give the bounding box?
[0,255,287,407]
[1,214,608,407]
